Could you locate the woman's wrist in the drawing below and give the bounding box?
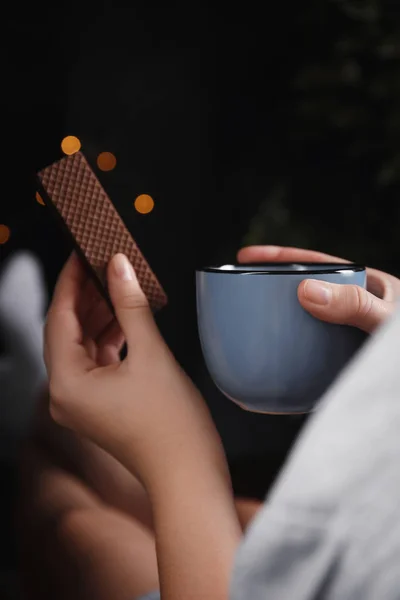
[120,418,230,495]
[148,432,231,499]
[111,382,228,490]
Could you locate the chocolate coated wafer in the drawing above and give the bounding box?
[37,152,167,312]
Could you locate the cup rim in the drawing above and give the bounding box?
[196,262,366,275]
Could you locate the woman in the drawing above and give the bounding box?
[18,246,400,600]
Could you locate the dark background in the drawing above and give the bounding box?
[2,0,400,597]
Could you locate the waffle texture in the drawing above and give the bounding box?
[38,152,167,312]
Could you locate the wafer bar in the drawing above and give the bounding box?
[37,151,167,312]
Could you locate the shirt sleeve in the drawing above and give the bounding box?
[230,504,341,600]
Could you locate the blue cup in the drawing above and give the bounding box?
[196,263,367,414]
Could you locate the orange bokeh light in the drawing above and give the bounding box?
[61,135,81,155]
[0,224,11,244]
[134,194,154,214]
[97,151,117,171]
[36,192,45,206]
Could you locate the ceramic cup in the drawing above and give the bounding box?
[196,263,367,413]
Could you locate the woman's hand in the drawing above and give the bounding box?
[238,246,400,333]
[44,252,241,600]
[44,253,224,487]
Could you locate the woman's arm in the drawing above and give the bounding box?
[44,252,241,599]
[147,443,241,599]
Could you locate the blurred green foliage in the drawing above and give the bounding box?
[242,0,400,271]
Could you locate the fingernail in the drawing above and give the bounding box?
[303,279,332,305]
[113,254,134,281]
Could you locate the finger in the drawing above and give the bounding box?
[45,254,94,374]
[51,253,87,312]
[366,268,400,302]
[298,279,395,333]
[83,296,114,341]
[238,245,349,264]
[78,278,102,323]
[97,344,121,367]
[97,318,125,353]
[83,337,98,362]
[238,245,400,302]
[107,254,159,349]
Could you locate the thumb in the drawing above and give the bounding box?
[107,254,157,346]
[298,279,394,333]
